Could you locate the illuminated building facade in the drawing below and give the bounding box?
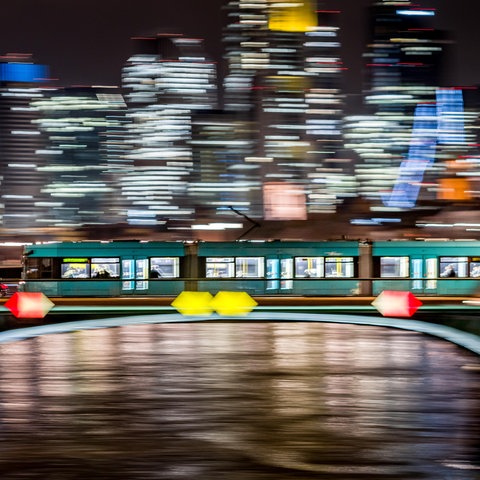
[120,34,218,226]
[30,87,127,228]
[223,2,350,218]
[0,54,50,230]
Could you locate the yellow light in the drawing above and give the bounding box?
[268,0,317,32]
[210,291,258,317]
[171,291,214,316]
[171,291,258,317]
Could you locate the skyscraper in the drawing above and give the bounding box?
[0,53,50,231]
[222,1,349,219]
[120,34,218,226]
[31,86,127,228]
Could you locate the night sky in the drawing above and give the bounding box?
[2,0,479,96]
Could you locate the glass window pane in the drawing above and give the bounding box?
[325,257,354,278]
[150,257,179,278]
[411,258,423,289]
[61,263,89,279]
[266,259,279,290]
[235,257,264,278]
[380,257,409,278]
[136,259,148,280]
[122,260,134,280]
[470,262,480,278]
[26,258,52,279]
[295,257,324,277]
[206,258,234,278]
[281,259,293,279]
[281,258,293,289]
[91,259,119,278]
[425,258,437,289]
[266,259,279,279]
[440,257,467,278]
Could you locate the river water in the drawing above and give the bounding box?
[0,321,479,479]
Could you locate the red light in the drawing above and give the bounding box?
[372,291,422,318]
[4,292,55,319]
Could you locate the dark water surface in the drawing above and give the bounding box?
[0,321,479,479]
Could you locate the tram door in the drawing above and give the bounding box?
[121,258,149,294]
[411,258,423,292]
[266,257,293,293]
[410,257,437,294]
[425,257,438,293]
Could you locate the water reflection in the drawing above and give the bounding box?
[0,322,479,479]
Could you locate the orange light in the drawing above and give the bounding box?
[437,178,471,201]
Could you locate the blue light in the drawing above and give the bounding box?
[396,9,435,16]
[384,103,437,209]
[384,88,466,209]
[0,63,49,83]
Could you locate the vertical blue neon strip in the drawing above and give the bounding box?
[384,88,465,208]
[383,103,437,208]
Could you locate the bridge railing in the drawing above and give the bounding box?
[17,276,479,297]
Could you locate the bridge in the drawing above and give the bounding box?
[1,294,480,352]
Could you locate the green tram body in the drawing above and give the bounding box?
[197,241,360,296]
[22,241,186,297]
[372,240,480,296]
[20,240,480,297]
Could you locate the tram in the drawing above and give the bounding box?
[19,239,480,297]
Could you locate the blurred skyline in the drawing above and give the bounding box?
[0,0,478,245]
[1,0,480,97]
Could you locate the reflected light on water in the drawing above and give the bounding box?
[0,322,479,478]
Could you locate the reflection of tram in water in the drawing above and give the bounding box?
[20,240,480,297]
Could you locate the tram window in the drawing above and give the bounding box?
[295,257,324,278]
[150,257,179,278]
[235,257,264,278]
[136,259,149,281]
[25,258,53,279]
[280,258,293,289]
[380,257,409,278]
[470,262,480,278]
[91,258,119,278]
[325,257,354,278]
[206,257,234,278]
[281,258,293,280]
[61,262,89,279]
[439,257,467,278]
[122,260,134,280]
